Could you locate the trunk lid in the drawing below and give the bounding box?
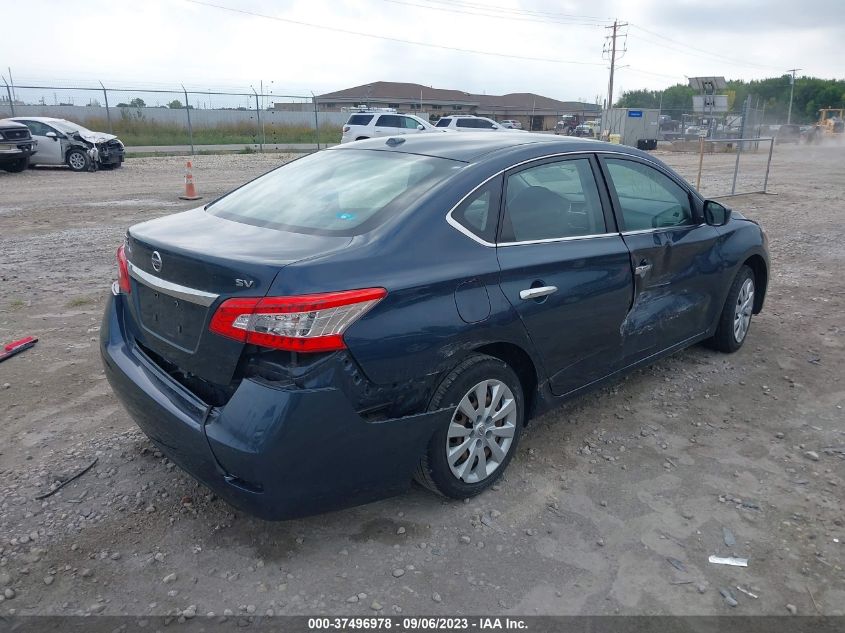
[124,208,352,387]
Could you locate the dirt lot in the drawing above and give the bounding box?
[0,145,843,618]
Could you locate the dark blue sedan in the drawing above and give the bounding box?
[101,134,769,519]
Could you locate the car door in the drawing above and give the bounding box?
[20,120,63,165]
[496,155,634,396]
[598,155,721,361]
[373,114,404,137]
[401,116,426,135]
[475,119,497,132]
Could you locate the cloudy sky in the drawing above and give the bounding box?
[3,0,843,105]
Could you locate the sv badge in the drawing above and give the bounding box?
[235,279,255,288]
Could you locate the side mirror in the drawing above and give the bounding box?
[417,124,425,130]
[45,131,58,139]
[491,124,499,129]
[704,200,731,226]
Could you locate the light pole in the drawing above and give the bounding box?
[786,68,801,124]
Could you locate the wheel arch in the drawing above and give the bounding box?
[742,254,768,313]
[472,341,539,423]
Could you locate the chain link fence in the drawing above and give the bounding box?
[0,80,347,153]
[655,97,777,197]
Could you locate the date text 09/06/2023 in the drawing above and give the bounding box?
[307,616,529,630]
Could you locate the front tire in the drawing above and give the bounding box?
[66,149,90,172]
[414,354,524,499]
[710,266,755,353]
[1,156,29,172]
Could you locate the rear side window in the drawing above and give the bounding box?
[376,115,402,127]
[346,114,374,126]
[21,120,54,136]
[435,118,452,127]
[451,175,502,243]
[207,150,464,236]
[501,158,606,242]
[604,159,693,231]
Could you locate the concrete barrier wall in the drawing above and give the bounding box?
[1,105,348,129]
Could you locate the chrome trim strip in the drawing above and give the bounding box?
[620,222,706,236]
[444,149,671,248]
[128,263,219,307]
[499,232,617,247]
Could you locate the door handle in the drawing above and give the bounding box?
[519,286,557,300]
[634,262,652,277]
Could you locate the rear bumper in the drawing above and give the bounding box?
[100,293,447,520]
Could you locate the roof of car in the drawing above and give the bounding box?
[0,119,28,129]
[331,132,644,163]
[10,116,67,123]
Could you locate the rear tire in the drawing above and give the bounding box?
[414,354,524,499]
[66,149,90,172]
[709,265,755,353]
[1,156,29,172]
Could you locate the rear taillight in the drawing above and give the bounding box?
[342,125,350,132]
[116,243,131,294]
[209,288,386,352]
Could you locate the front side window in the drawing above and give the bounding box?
[402,116,421,129]
[208,150,464,236]
[456,119,476,128]
[501,158,606,242]
[476,119,495,129]
[604,159,693,231]
[22,121,54,136]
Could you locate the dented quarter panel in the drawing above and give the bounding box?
[203,380,451,518]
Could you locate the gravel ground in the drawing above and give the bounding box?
[0,145,843,618]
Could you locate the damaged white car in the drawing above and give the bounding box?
[10,117,125,171]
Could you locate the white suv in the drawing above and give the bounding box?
[341,112,434,143]
[434,115,506,131]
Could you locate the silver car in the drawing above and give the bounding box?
[10,117,125,171]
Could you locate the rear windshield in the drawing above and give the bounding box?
[207,150,464,236]
[346,114,374,125]
[435,118,452,127]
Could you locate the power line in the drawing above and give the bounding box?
[412,0,612,22]
[184,0,606,66]
[628,24,782,71]
[382,0,610,27]
[786,68,801,123]
[620,66,681,81]
[603,20,628,110]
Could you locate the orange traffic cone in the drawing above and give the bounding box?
[179,160,202,200]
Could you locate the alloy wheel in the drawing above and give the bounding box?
[446,379,517,484]
[68,152,87,170]
[733,277,755,343]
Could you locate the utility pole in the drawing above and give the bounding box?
[603,20,628,135]
[786,68,801,124]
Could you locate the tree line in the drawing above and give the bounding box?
[615,75,845,124]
